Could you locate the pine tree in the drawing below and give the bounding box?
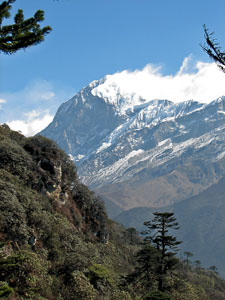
[201,25,225,73]
[129,244,160,290]
[0,0,52,54]
[184,251,193,266]
[141,212,181,292]
[126,227,138,245]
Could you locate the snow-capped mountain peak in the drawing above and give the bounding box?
[40,74,225,211]
[38,75,225,279]
[90,76,146,115]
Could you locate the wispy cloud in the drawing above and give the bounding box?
[96,57,225,103]
[2,58,225,137]
[0,79,74,136]
[7,111,54,137]
[0,98,7,109]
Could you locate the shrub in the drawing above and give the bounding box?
[144,290,171,300]
[0,282,14,298]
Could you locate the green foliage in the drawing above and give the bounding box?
[171,279,209,300]
[144,290,171,300]
[0,0,52,54]
[88,263,114,288]
[0,282,14,298]
[63,270,97,300]
[0,249,52,299]
[130,244,160,290]
[111,289,134,300]
[142,212,181,256]
[0,177,29,242]
[126,227,140,245]
[140,212,181,292]
[0,125,225,299]
[184,251,194,266]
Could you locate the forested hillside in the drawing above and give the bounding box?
[115,175,225,278]
[0,124,225,300]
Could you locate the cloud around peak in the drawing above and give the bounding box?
[2,57,225,137]
[95,57,225,104]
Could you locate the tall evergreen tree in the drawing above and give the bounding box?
[141,212,181,292]
[0,0,51,54]
[184,251,193,266]
[201,25,225,73]
[127,243,160,293]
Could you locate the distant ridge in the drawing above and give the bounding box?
[115,175,225,277]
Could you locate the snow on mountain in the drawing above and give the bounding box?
[38,76,225,280]
[40,77,225,210]
[79,122,225,188]
[91,76,146,115]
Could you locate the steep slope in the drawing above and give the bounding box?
[40,80,125,162]
[0,124,108,241]
[0,124,137,300]
[1,124,225,299]
[40,76,225,211]
[115,175,225,277]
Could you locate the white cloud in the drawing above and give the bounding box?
[96,57,225,104]
[0,79,74,115]
[40,91,55,100]
[2,58,225,136]
[0,79,75,136]
[177,55,193,76]
[16,80,58,104]
[7,111,53,137]
[0,98,7,109]
[24,110,42,120]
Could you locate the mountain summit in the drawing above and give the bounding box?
[40,78,225,212]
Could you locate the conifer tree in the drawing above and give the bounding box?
[184,251,193,266]
[201,25,225,73]
[0,0,51,54]
[141,212,181,292]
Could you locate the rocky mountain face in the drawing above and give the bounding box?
[40,77,225,213]
[39,77,225,277]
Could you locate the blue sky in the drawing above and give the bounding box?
[0,0,225,135]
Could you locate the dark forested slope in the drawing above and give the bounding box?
[0,124,136,299]
[0,124,225,300]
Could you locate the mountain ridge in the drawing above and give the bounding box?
[40,79,225,210]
